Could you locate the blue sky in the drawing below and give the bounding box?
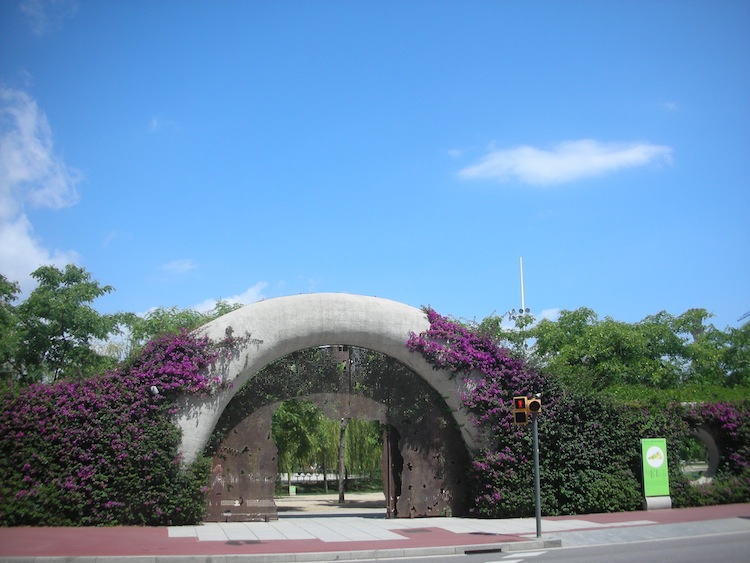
[1,0,749,331]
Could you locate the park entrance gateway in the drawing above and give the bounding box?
[204,362,469,521]
[172,294,479,520]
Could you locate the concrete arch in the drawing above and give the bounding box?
[175,293,477,464]
[691,426,720,480]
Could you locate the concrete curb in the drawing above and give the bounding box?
[0,537,562,563]
[244,536,562,562]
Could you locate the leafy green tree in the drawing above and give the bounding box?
[725,322,750,386]
[533,307,597,365]
[0,275,21,382]
[528,306,748,396]
[344,418,383,480]
[11,265,127,384]
[668,309,750,387]
[272,399,325,488]
[476,310,535,359]
[123,301,243,360]
[645,308,723,385]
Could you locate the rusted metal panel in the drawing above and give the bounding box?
[390,411,468,518]
[206,404,278,521]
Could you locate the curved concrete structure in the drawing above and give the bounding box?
[692,426,720,480]
[175,293,477,464]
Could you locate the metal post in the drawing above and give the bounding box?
[338,417,348,504]
[384,424,392,518]
[532,413,542,538]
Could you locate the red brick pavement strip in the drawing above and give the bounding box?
[0,525,523,558]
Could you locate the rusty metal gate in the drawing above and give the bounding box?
[204,347,468,521]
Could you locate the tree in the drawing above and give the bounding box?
[0,275,20,382]
[534,308,691,389]
[271,399,325,489]
[337,416,349,503]
[671,309,746,386]
[476,309,536,359]
[123,301,243,361]
[11,265,127,384]
[724,322,750,386]
[529,306,747,393]
[344,418,383,481]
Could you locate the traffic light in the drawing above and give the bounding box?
[512,396,528,425]
[513,397,527,411]
[514,409,529,425]
[528,397,542,415]
[512,396,542,425]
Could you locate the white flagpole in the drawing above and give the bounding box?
[519,256,525,312]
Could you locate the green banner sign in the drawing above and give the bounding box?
[641,438,670,497]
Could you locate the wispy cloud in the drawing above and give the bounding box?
[538,308,561,322]
[20,0,79,36]
[148,116,179,134]
[0,86,80,293]
[458,139,673,185]
[192,281,269,313]
[161,258,197,274]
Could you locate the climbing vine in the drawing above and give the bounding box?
[406,308,699,517]
[0,329,234,526]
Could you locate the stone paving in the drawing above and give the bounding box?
[193,491,654,544]
[170,512,657,544]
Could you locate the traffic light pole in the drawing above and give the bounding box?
[532,413,542,538]
[512,395,542,536]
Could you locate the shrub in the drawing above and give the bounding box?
[557,469,642,514]
[672,401,750,507]
[407,309,735,517]
[684,401,750,474]
[0,330,220,526]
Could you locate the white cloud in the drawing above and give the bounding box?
[161,258,197,274]
[20,0,79,36]
[538,308,561,322]
[149,116,178,134]
[458,139,673,185]
[0,213,78,292]
[193,282,268,313]
[0,86,80,294]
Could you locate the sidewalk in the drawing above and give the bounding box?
[1,501,748,562]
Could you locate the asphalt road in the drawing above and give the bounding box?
[363,529,750,563]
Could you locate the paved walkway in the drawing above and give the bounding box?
[1,500,748,562]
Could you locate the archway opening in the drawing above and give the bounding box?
[678,427,719,484]
[679,434,709,480]
[271,400,386,515]
[203,345,469,521]
[177,294,479,470]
